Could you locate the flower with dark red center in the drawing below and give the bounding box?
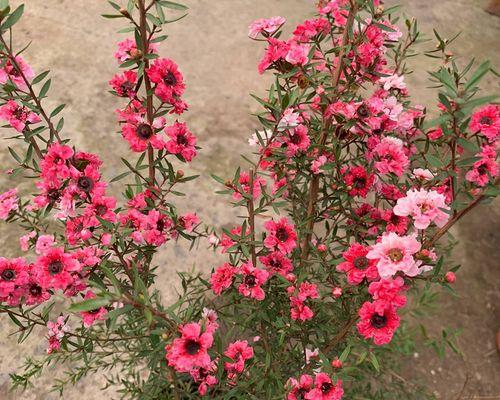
[259,251,293,276]
[357,300,400,345]
[33,247,81,290]
[166,322,213,373]
[210,263,237,295]
[165,122,197,162]
[238,261,269,301]
[337,243,379,285]
[146,58,185,104]
[109,70,137,98]
[343,166,374,198]
[305,372,343,400]
[0,257,29,298]
[80,290,108,328]
[121,116,167,153]
[224,340,254,376]
[0,100,41,132]
[264,217,297,254]
[469,104,499,143]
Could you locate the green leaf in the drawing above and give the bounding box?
[50,104,65,118]
[158,0,188,10]
[426,154,443,168]
[465,60,491,91]
[110,171,131,183]
[32,70,50,85]
[39,78,51,98]
[369,352,380,372]
[69,297,110,313]
[1,4,24,31]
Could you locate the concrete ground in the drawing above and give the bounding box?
[0,0,498,398]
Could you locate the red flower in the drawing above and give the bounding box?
[166,322,214,373]
[357,300,400,345]
[264,217,297,254]
[259,251,293,276]
[109,70,137,98]
[165,122,197,161]
[305,373,343,400]
[469,104,499,143]
[0,257,29,298]
[336,243,379,285]
[34,247,81,290]
[210,263,237,295]
[224,340,254,376]
[238,261,269,301]
[343,166,374,198]
[146,58,185,103]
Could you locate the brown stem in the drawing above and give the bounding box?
[247,168,257,266]
[138,0,155,188]
[301,3,357,262]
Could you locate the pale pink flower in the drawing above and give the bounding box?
[379,73,406,91]
[278,108,301,131]
[19,231,36,251]
[411,168,434,181]
[0,188,18,219]
[35,235,55,255]
[393,188,450,229]
[367,232,423,279]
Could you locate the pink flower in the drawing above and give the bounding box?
[0,100,41,132]
[293,18,331,42]
[411,168,434,181]
[114,38,157,62]
[357,300,400,345]
[285,42,310,66]
[190,361,218,395]
[248,16,285,39]
[284,125,310,157]
[0,188,18,219]
[366,232,423,279]
[121,117,167,153]
[393,188,450,230]
[238,261,269,301]
[287,374,314,400]
[264,217,297,254]
[336,243,379,285]
[210,263,237,295]
[259,251,293,276]
[33,247,81,290]
[166,322,214,373]
[469,104,499,143]
[165,122,197,161]
[146,58,185,104]
[109,70,137,98]
[46,316,70,354]
[465,145,498,187]
[278,108,301,131]
[80,291,108,328]
[305,373,344,400]
[0,257,29,298]
[368,277,407,310]
[379,73,406,91]
[427,127,443,140]
[371,136,409,176]
[19,231,36,251]
[35,235,55,255]
[232,171,266,201]
[311,155,328,175]
[224,340,253,376]
[0,56,34,90]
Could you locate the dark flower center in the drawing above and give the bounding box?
[48,260,63,275]
[244,274,256,287]
[357,104,370,118]
[95,204,108,216]
[353,256,369,270]
[176,134,188,146]
[296,388,308,399]
[371,313,388,329]
[13,106,26,119]
[480,116,492,125]
[47,188,61,203]
[289,133,302,145]
[120,81,134,93]
[321,382,333,393]
[164,71,177,86]
[269,258,282,270]
[477,164,487,175]
[72,158,90,172]
[1,269,15,281]
[136,123,153,140]
[276,227,289,242]
[156,219,165,232]
[88,308,101,315]
[29,284,42,296]
[185,339,201,355]
[77,176,94,192]
[387,248,403,262]
[353,177,366,189]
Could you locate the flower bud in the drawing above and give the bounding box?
[331,358,343,369]
[445,271,456,283]
[119,8,131,19]
[332,287,342,298]
[176,169,185,179]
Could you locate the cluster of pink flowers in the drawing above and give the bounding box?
[111,40,195,156]
[165,309,254,395]
[46,315,70,354]
[0,188,18,219]
[287,372,343,400]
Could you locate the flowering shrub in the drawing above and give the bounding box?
[0,0,498,399]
